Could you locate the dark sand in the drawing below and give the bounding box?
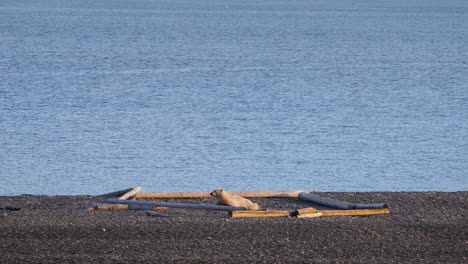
[1,192,466,263]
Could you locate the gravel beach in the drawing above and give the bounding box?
[0,192,466,263]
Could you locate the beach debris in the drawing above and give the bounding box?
[298,192,388,210]
[296,212,323,218]
[229,207,390,219]
[293,207,320,217]
[5,206,21,211]
[97,187,135,197]
[134,190,308,199]
[295,208,390,218]
[88,186,390,219]
[118,186,142,200]
[295,207,318,215]
[229,210,291,218]
[87,186,142,211]
[87,203,129,211]
[317,208,390,217]
[0,205,21,218]
[87,203,169,211]
[107,198,247,211]
[146,210,169,217]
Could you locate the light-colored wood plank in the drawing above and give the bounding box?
[297,212,323,218]
[229,210,291,218]
[118,186,142,200]
[296,207,318,215]
[318,208,390,216]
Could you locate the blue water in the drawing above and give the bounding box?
[1,0,467,195]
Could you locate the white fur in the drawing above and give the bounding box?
[210,189,260,210]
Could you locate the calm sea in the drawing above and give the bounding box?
[1,0,467,195]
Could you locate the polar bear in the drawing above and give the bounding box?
[210,189,260,210]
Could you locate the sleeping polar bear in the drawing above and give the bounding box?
[210,189,260,210]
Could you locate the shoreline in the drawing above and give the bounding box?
[1,191,466,263]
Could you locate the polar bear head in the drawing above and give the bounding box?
[210,189,224,197]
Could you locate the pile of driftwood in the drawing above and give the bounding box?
[88,186,389,218]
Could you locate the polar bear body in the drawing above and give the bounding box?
[210,189,260,210]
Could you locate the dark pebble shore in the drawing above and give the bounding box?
[0,192,466,263]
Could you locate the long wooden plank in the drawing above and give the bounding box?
[318,208,390,216]
[296,207,318,215]
[118,186,142,200]
[107,198,247,211]
[135,190,308,199]
[229,210,291,218]
[296,212,323,218]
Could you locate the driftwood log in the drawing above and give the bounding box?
[88,186,142,211]
[87,203,129,211]
[107,198,247,211]
[297,208,390,218]
[295,207,318,215]
[298,192,388,210]
[118,186,142,200]
[296,212,323,218]
[229,210,291,218]
[146,211,169,217]
[318,208,390,216]
[87,203,169,211]
[296,208,390,218]
[97,187,135,197]
[135,190,308,199]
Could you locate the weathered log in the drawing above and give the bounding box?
[4,206,21,211]
[135,190,308,199]
[146,211,169,217]
[229,210,291,218]
[318,208,390,216]
[87,203,129,211]
[227,190,308,198]
[296,212,323,218]
[118,186,142,200]
[88,203,169,211]
[295,207,318,215]
[298,192,354,209]
[87,186,143,211]
[353,203,389,209]
[135,191,208,199]
[97,187,134,197]
[298,192,388,210]
[107,198,246,211]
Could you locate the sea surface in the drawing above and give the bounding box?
[1,0,467,195]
